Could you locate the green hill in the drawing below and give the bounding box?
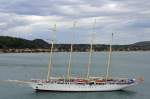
[0,36,150,52]
[0,36,49,49]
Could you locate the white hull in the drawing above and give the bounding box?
[29,82,136,92]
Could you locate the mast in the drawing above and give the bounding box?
[47,24,56,81]
[106,33,114,80]
[87,19,96,79]
[67,21,76,80]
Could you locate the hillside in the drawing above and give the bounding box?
[0,36,49,49]
[132,41,150,46]
[0,36,150,52]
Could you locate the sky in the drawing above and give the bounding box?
[0,0,150,44]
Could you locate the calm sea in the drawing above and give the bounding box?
[0,52,149,99]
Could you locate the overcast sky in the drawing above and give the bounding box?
[0,0,150,44]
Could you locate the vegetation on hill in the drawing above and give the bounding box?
[0,36,49,49]
[0,36,150,52]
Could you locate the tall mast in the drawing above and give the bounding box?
[47,24,56,81]
[87,19,96,79]
[67,21,76,80]
[106,33,114,80]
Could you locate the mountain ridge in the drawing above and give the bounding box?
[0,36,150,52]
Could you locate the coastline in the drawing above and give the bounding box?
[0,36,150,53]
[0,48,150,53]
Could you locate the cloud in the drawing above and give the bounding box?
[0,0,150,44]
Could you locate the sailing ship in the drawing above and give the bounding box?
[6,20,143,92]
[27,21,141,92]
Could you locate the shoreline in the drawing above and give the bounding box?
[0,36,150,53]
[0,48,150,53]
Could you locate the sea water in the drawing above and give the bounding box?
[0,52,149,99]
